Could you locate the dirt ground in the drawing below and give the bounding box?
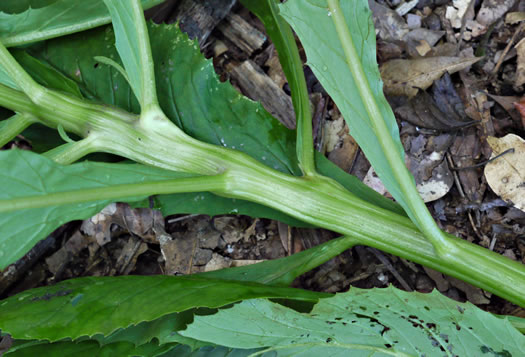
[1,0,525,321]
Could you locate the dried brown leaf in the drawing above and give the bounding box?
[516,38,525,86]
[381,56,481,97]
[485,134,525,212]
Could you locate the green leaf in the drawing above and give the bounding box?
[181,286,525,356]
[199,235,356,286]
[0,1,59,14]
[279,1,419,222]
[161,345,262,356]
[102,0,157,109]
[0,0,165,47]
[0,275,326,341]
[12,50,82,98]
[5,340,175,357]
[0,149,194,268]
[239,0,315,174]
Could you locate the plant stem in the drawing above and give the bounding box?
[42,135,103,164]
[0,113,36,147]
[0,43,44,98]
[0,174,227,213]
[0,84,523,307]
[326,0,456,258]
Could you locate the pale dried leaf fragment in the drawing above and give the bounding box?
[485,134,525,212]
[505,11,525,24]
[477,0,517,27]
[381,56,481,97]
[515,38,525,86]
[446,0,472,28]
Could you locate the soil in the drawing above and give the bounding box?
[1,0,525,330]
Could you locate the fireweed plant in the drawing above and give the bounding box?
[0,0,524,355]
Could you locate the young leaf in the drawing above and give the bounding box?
[102,0,158,110]
[0,275,326,341]
[0,0,165,47]
[0,149,198,268]
[181,286,525,356]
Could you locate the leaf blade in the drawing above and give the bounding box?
[181,287,525,356]
[0,275,326,341]
[0,149,194,268]
[0,0,164,47]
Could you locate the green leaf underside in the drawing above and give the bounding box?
[0,149,195,268]
[0,275,326,342]
[280,1,413,218]
[181,286,525,356]
[0,0,165,47]
[24,22,404,216]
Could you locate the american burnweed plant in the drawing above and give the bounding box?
[0,0,524,355]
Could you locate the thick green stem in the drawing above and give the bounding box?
[0,83,523,306]
[0,113,36,147]
[326,0,456,257]
[42,135,104,164]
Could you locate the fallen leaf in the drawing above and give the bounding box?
[381,56,482,97]
[477,0,517,27]
[486,93,521,123]
[506,12,525,24]
[446,0,472,28]
[369,1,408,41]
[485,134,525,212]
[513,97,525,128]
[515,38,525,86]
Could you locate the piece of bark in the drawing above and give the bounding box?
[217,13,266,56]
[169,0,236,45]
[227,59,295,128]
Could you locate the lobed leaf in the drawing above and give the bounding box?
[0,275,326,341]
[181,286,525,356]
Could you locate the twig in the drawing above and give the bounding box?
[450,148,515,171]
[491,23,524,78]
[367,247,413,292]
